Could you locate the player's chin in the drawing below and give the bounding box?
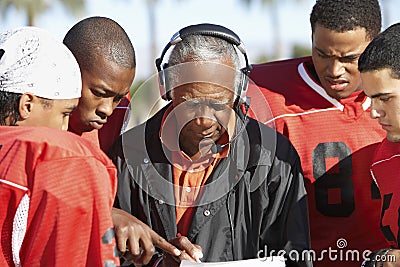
[327,88,355,99]
[322,81,352,98]
[386,132,400,143]
[79,122,97,133]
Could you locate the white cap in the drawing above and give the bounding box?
[0,26,81,99]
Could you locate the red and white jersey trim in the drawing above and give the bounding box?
[371,153,400,167]
[298,63,344,110]
[299,62,371,111]
[12,194,30,267]
[370,153,400,191]
[263,62,372,125]
[264,107,340,125]
[0,179,28,192]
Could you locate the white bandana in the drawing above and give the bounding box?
[0,26,81,99]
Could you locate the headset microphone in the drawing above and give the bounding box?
[210,99,250,154]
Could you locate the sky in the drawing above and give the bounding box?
[1,0,400,80]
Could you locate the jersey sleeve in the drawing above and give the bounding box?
[371,140,400,248]
[20,156,119,266]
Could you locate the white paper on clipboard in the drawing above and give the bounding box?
[180,256,285,266]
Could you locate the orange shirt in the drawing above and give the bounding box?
[160,105,233,236]
[172,135,229,236]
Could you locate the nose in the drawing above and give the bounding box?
[370,100,385,119]
[328,59,345,77]
[61,119,69,131]
[193,105,216,127]
[97,98,114,119]
[370,107,384,119]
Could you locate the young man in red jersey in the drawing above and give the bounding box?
[359,22,400,267]
[0,25,185,266]
[0,26,121,266]
[62,16,135,152]
[63,16,199,265]
[248,0,387,266]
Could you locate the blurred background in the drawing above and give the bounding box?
[1,0,399,84]
[1,0,399,127]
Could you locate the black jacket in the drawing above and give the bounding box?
[109,105,312,267]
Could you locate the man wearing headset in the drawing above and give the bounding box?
[61,16,193,266]
[109,24,312,267]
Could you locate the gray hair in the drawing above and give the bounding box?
[167,34,242,99]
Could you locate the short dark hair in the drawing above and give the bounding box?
[359,23,400,79]
[310,0,381,40]
[0,91,21,125]
[63,16,136,70]
[0,92,53,126]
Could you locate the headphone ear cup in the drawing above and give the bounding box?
[164,63,172,101]
[158,69,168,101]
[158,63,172,101]
[236,70,249,108]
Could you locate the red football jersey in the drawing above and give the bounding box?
[371,139,400,248]
[248,57,387,266]
[0,126,119,266]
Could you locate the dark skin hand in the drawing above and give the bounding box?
[161,236,203,267]
[112,208,183,265]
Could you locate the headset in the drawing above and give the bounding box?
[155,23,252,108]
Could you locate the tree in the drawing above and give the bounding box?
[380,0,392,28]
[145,0,158,69]
[291,43,311,58]
[240,0,303,59]
[144,0,184,69]
[0,0,85,26]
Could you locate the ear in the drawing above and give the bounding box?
[18,93,35,120]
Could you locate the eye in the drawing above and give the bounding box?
[91,88,106,98]
[63,112,72,118]
[210,102,229,111]
[379,96,391,102]
[316,52,329,59]
[341,56,359,64]
[184,99,201,108]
